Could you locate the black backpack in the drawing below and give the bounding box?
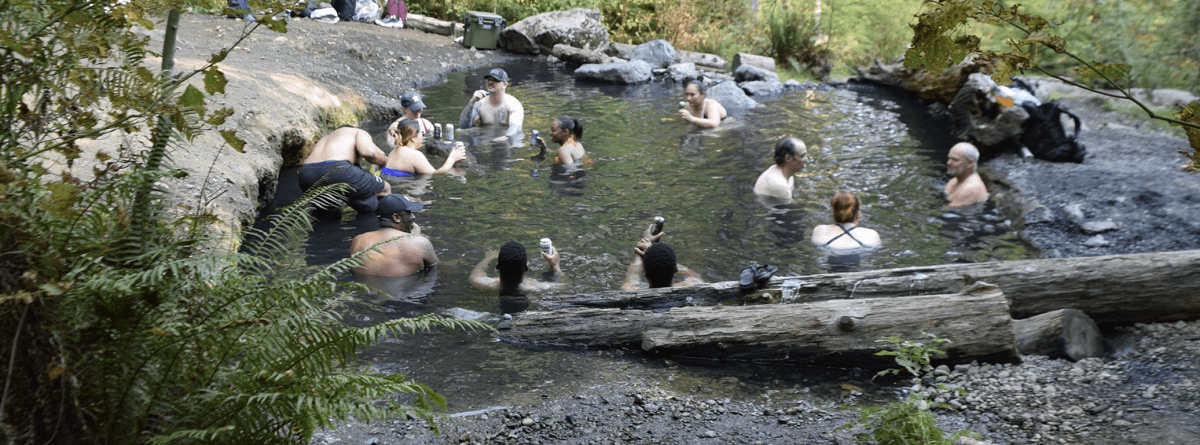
[1020,101,1087,163]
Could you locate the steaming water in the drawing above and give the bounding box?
[262,61,1033,411]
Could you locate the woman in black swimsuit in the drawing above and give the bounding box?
[810,192,881,251]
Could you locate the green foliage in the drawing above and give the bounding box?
[1,1,494,443]
[906,0,1200,158]
[838,333,977,445]
[762,2,827,76]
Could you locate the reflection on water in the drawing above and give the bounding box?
[353,266,439,308]
[260,61,1035,410]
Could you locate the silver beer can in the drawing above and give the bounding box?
[530,129,539,145]
[539,238,553,256]
[433,123,442,139]
[444,124,454,141]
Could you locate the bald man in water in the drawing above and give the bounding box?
[944,142,988,207]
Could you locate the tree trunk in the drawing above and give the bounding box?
[538,250,1200,327]
[1013,309,1104,361]
[502,283,1018,366]
[406,13,461,36]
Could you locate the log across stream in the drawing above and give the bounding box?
[494,250,1200,365]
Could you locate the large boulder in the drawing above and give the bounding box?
[666,62,698,83]
[740,80,784,97]
[574,60,653,84]
[707,80,759,114]
[629,39,676,69]
[734,64,779,83]
[551,43,615,66]
[499,9,609,55]
[949,73,1030,150]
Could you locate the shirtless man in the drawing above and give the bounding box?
[348,194,433,278]
[386,91,435,148]
[944,142,989,207]
[679,80,727,129]
[298,126,391,214]
[459,68,524,139]
[470,241,563,296]
[535,115,585,165]
[753,137,807,200]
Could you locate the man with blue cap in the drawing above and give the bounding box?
[349,194,436,278]
[459,67,524,140]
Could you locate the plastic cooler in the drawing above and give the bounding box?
[462,11,506,49]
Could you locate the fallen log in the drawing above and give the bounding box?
[1013,309,1103,361]
[551,43,614,65]
[537,250,1200,327]
[405,13,462,37]
[503,283,1018,366]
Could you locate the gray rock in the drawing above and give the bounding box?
[666,62,698,82]
[1063,203,1086,225]
[784,79,803,91]
[734,64,780,83]
[740,80,784,97]
[706,80,759,115]
[1083,235,1111,247]
[573,60,652,84]
[949,73,1030,150]
[551,43,613,66]
[629,39,676,69]
[499,9,609,55]
[1080,220,1121,234]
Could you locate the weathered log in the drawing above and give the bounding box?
[1013,309,1103,361]
[537,250,1200,327]
[677,49,727,71]
[405,13,462,36]
[503,283,1018,365]
[732,53,775,72]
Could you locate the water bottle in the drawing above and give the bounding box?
[444,124,454,141]
[539,238,554,256]
[530,129,540,146]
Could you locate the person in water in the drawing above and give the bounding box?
[678,79,727,128]
[534,115,586,166]
[349,194,435,277]
[385,91,435,148]
[621,222,703,290]
[382,119,466,178]
[753,137,807,200]
[944,142,989,207]
[459,67,524,139]
[298,125,391,214]
[810,192,882,250]
[470,241,564,296]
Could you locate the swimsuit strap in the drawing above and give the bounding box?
[824,225,865,247]
[699,99,707,119]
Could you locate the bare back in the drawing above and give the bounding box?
[556,141,586,165]
[350,229,437,277]
[304,127,388,166]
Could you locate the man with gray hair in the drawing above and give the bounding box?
[944,142,988,207]
[753,137,807,201]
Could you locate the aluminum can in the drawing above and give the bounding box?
[433,123,442,139]
[444,124,454,141]
[530,130,540,145]
[539,238,554,256]
[652,216,665,236]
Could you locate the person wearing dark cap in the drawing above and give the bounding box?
[348,194,436,278]
[459,67,524,140]
[386,91,435,148]
[469,241,563,298]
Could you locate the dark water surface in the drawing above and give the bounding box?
[265,61,1033,411]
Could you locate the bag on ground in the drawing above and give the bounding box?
[1020,101,1088,163]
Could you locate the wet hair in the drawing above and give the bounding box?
[496,241,528,284]
[952,142,980,167]
[396,119,422,148]
[555,116,583,141]
[642,243,678,288]
[686,80,707,95]
[773,137,807,166]
[831,192,861,224]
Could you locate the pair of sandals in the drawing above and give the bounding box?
[738,264,778,294]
